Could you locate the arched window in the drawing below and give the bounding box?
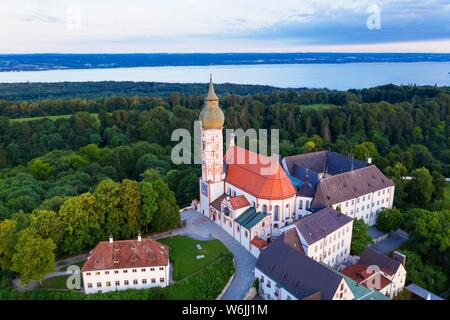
[245,231,248,238]
[232,190,236,197]
[306,200,310,209]
[262,204,268,214]
[252,201,256,207]
[274,205,279,221]
[286,204,290,218]
[299,200,303,210]
[227,188,231,196]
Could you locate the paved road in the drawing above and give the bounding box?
[178,209,257,300]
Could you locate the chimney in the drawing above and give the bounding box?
[109,235,113,244]
[138,233,142,242]
[367,157,372,164]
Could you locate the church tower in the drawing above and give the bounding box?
[199,75,225,218]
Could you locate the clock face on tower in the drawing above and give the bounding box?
[201,182,208,196]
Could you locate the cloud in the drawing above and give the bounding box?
[1,0,449,53]
[22,13,64,24]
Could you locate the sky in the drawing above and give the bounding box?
[1,0,449,53]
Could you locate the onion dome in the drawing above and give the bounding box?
[199,75,224,129]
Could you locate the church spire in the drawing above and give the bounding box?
[205,74,218,101]
[199,74,224,129]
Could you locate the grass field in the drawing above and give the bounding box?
[40,274,84,290]
[11,113,100,122]
[39,260,86,290]
[158,236,229,281]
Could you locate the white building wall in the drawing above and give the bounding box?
[255,268,298,300]
[302,220,353,268]
[295,196,313,218]
[83,263,170,294]
[239,226,251,250]
[332,186,395,226]
[225,182,296,230]
[332,279,355,300]
[255,268,354,300]
[250,245,261,258]
[383,264,407,298]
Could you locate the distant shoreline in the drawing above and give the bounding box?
[1,52,450,73]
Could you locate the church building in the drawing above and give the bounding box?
[197,76,394,258]
[198,76,297,256]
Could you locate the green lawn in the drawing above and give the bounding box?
[39,260,86,290]
[40,274,83,290]
[10,113,101,122]
[158,236,229,281]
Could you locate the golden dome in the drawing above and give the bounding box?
[199,75,224,129]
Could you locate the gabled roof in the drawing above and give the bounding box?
[282,228,304,253]
[235,207,266,229]
[211,194,226,211]
[324,263,390,300]
[293,207,353,245]
[312,165,394,207]
[82,238,169,272]
[225,146,296,200]
[256,233,344,300]
[358,247,402,276]
[284,151,367,177]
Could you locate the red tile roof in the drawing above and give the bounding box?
[342,263,392,291]
[81,238,169,272]
[342,264,372,281]
[225,146,296,200]
[229,195,251,209]
[251,236,269,249]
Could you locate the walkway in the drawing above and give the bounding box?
[177,209,257,300]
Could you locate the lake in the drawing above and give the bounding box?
[0,62,449,90]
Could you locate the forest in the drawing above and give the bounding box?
[0,82,449,296]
